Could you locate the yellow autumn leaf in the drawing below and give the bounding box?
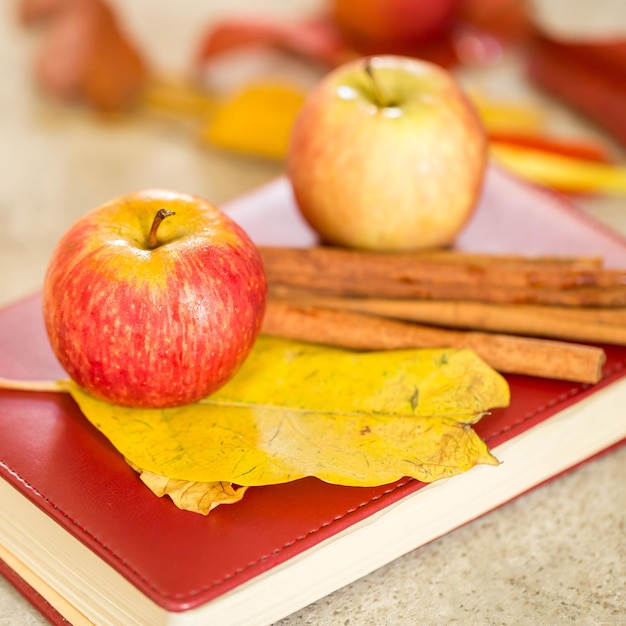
[471,93,544,133]
[67,336,509,488]
[201,81,306,159]
[141,75,218,121]
[491,143,626,194]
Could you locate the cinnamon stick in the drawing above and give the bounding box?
[259,245,605,272]
[260,246,626,306]
[262,301,606,384]
[269,293,626,346]
[270,281,626,307]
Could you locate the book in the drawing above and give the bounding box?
[1,165,626,626]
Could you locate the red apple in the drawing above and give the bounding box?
[287,55,487,251]
[331,0,461,50]
[42,189,267,408]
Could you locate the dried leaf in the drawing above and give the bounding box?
[129,462,247,515]
[66,336,509,489]
[20,0,149,112]
[201,82,306,159]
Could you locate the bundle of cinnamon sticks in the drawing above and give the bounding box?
[259,246,626,384]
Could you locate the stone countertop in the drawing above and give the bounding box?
[1,1,625,624]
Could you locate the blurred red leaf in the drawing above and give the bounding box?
[488,131,612,163]
[195,16,355,69]
[194,0,537,75]
[20,0,149,112]
[195,15,461,71]
[527,34,626,149]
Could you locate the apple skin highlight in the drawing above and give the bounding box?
[42,189,267,408]
[287,55,487,251]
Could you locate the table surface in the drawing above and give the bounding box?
[1,1,625,625]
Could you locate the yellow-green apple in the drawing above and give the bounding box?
[287,55,487,251]
[42,190,267,408]
[331,0,461,51]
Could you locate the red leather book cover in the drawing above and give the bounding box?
[1,166,626,622]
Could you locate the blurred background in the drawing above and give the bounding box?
[2,0,626,310]
[1,1,625,624]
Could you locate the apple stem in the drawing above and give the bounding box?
[148,209,175,249]
[364,59,386,108]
